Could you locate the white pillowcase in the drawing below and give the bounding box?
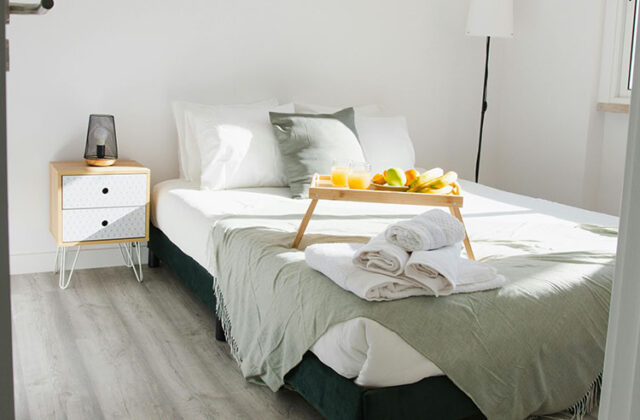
[189,102,294,190]
[294,103,383,116]
[172,98,278,182]
[356,116,416,175]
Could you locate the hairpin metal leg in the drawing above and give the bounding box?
[119,242,144,283]
[119,242,133,268]
[56,246,81,290]
[53,247,61,274]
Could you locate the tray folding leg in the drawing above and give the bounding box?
[291,196,476,261]
[449,206,475,261]
[292,198,318,249]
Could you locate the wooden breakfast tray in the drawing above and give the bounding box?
[292,174,475,260]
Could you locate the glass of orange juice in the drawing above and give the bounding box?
[331,160,350,187]
[348,161,372,190]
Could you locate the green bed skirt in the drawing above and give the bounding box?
[148,224,484,420]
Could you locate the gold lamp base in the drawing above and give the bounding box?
[85,158,117,167]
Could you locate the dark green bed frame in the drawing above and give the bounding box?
[148,224,484,420]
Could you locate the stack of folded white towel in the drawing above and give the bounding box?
[305,209,506,301]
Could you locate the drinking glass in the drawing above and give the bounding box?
[331,160,350,187]
[348,161,372,190]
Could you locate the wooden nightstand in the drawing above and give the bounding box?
[49,160,150,289]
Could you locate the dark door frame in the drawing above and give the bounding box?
[0,0,15,417]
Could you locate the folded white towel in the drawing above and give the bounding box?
[306,243,432,301]
[405,245,506,296]
[306,243,506,301]
[454,259,507,293]
[385,209,466,252]
[403,245,461,296]
[352,233,409,277]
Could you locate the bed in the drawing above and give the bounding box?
[149,178,617,419]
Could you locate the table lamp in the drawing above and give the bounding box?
[466,0,514,182]
[84,114,118,166]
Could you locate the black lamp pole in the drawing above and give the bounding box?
[474,36,491,183]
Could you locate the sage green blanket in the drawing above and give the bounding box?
[208,214,615,420]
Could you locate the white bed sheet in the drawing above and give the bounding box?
[152,179,618,388]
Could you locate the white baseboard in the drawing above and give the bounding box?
[10,244,149,275]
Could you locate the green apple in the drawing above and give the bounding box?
[385,168,406,186]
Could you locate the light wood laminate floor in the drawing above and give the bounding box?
[11,265,323,419]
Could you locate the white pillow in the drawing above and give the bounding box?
[172,98,278,182]
[294,103,383,117]
[190,102,294,190]
[355,116,416,175]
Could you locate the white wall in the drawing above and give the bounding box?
[482,0,629,215]
[6,0,630,274]
[597,112,629,215]
[6,0,485,274]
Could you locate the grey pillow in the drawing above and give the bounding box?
[269,107,366,198]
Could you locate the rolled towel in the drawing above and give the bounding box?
[306,243,433,301]
[352,233,409,276]
[404,244,461,296]
[405,245,506,296]
[385,209,466,252]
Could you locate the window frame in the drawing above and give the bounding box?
[599,0,637,107]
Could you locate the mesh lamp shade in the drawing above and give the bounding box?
[466,0,514,38]
[84,114,118,166]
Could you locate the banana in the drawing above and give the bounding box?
[425,171,458,190]
[452,182,461,196]
[407,167,444,192]
[417,184,454,195]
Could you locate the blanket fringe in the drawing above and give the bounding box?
[529,373,602,420]
[567,373,602,420]
[213,277,243,366]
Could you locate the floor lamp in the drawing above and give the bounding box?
[466,0,514,183]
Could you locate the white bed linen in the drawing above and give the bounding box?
[152,179,618,388]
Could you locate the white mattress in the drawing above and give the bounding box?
[152,179,618,388]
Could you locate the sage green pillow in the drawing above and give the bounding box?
[269,107,366,198]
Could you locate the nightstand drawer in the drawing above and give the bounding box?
[62,206,146,242]
[62,174,147,209]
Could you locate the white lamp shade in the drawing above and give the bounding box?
[466,0,514,38]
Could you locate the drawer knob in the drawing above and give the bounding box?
[102,187,109,194]
[101,220,109,227]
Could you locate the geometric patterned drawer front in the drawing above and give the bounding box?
[62,174,147,209]
[62,206,146,242]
